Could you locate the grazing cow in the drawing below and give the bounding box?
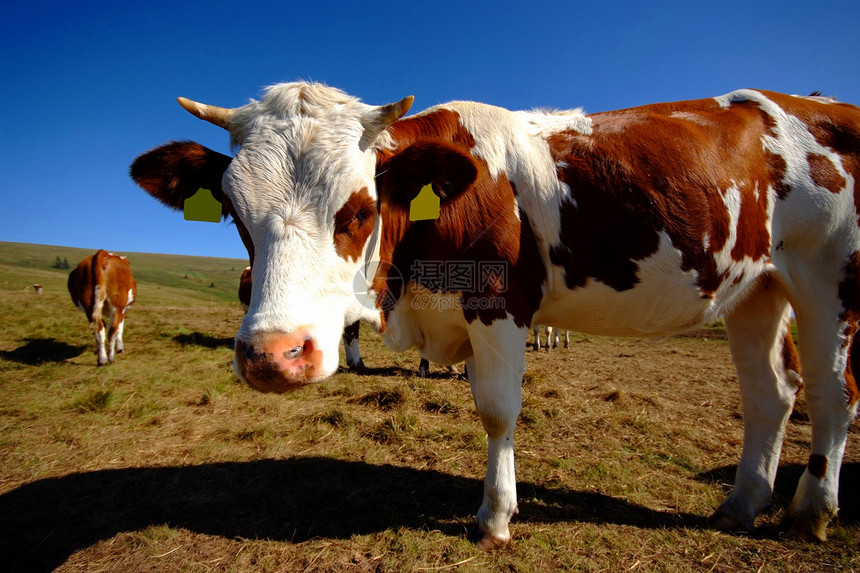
[532,325,569,351]
[131,83,860,546]
[68,250,136,366]
[239,266,366,370]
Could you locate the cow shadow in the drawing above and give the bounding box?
[347,365,421,377]
[0,457,705,572]
[0,338,86,365]
[172,332,235,349]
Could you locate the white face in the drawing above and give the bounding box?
[214,83,411,392]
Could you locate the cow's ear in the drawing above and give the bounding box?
[376,141,478,208]
[130,141,233,211]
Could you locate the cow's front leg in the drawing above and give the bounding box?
[466,319,527,549]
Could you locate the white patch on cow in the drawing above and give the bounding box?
[670,111,713,126]
[385,284,473,366]
[536,232,716,337]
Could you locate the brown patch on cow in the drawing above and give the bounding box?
[807,153,846,193]
[782,324,801,378]
[333,189,377,262]
[807,453,828,480]
[387,108,477,149]
[546,96,774,297]
[766,151,792,199]
[374,110,545,328]
[731,180,772,262]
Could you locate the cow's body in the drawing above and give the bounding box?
[68,250,136,366]
[132,83,860,545]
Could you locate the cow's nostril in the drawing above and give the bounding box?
[286,345,304,359]
[241,342,260,361]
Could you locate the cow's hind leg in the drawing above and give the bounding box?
[779,296,858,540]
[712,277,800,533]
[466,319,528,549]
[92,316,108,366]
[107,306,127,363]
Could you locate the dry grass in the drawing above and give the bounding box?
[0,243,858,572]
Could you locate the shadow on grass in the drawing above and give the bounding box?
[0,338,86,365]
[172,331,235,350]
[2,457,712,572]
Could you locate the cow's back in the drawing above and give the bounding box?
[99,252,136,310]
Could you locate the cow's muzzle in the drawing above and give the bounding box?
[234,329,324,392]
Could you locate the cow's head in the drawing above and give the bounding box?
[131,82,477,392]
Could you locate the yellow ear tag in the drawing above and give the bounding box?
[184,188,222,223]
[409,183,441,222]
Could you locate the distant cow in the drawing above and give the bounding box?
[133,83,859,546]
[68,250,137,366]
[532,325,569,351]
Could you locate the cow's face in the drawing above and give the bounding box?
[157,83,413,391]
[227,94,392,389]
[132,83,481,393]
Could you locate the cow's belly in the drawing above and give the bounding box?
[537,234,770,337]
[536,277,714,337]
[383,285,473,365]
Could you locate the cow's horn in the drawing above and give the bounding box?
[177,97,235,130]
[377,95,414,126]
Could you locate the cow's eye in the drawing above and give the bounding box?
[354,208,370,225]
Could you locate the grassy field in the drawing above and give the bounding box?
[0,242,857,572]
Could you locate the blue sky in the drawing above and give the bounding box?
[2,0,858,260]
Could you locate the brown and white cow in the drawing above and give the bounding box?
[131,83,860,546]
[68,249,137,366]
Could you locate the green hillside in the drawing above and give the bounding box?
[0,242,250,304]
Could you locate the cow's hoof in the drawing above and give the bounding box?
[709,509,752,534]
[779,513,828,542]
[467,523,510,551]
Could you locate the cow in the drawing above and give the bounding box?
[239,265,366,370]
[68,249,137,366]
[532,325,569,351]
[131,82,860,546]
